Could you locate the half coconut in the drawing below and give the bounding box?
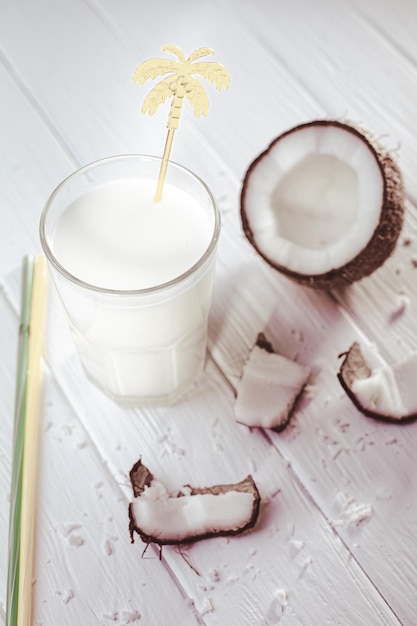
[338,342,417,423]
[241,120,404,289]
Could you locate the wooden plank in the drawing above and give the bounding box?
[0,0,167,165]
[347,0,417,68]
[0,62,75,273]
[31,369,203,626]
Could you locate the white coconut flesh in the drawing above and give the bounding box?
[235,342,311,430]
[244,124,384,276]
[350,354,417,419]
[339,343,417,421]
[130,481,256,543]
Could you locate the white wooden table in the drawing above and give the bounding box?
[1,1,417,624]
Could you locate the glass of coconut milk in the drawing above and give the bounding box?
[40,155,220,406]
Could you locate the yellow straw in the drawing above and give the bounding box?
[17,253,47,626]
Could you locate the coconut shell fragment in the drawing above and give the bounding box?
[129,459,261,546]
[338,342,417,423]
[235,333,311,432]
[241,120,405,290]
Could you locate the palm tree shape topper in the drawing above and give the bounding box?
[133,44,230,201]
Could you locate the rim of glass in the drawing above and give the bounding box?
[39,154,221,296]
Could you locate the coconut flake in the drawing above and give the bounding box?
[235,333,310,431]
[62,589,75,604]
[334,492,373,527]
[129,460,260,546]
[266,589,288,622]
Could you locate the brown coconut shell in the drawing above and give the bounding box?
[241,120,405,290]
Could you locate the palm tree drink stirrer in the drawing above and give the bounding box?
[133,45,230,202]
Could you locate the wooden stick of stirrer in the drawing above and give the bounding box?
[6,254,48,626]
[132,44,230,202]
[154,128,175,203]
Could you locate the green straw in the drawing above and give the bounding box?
[6,254,47,626]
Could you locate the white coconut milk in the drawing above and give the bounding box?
[50,177,216,405]
[53,178,213,290]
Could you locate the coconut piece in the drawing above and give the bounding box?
[128,459,261,546]
[338,342,417,423]
[241,120,404,289]
[235,333,311,431]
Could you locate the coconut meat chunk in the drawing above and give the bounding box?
[243,122,388,278]
[129,459,261,545]
[130,482,256,543]
[339,343,417,421]
[235,339,311,430]
[392,352,417,414]
[350,365,407,419]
